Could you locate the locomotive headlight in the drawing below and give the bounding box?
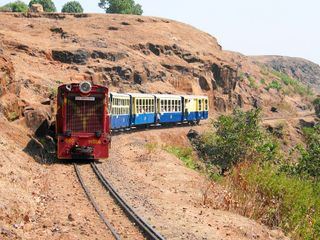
[79,81,92,94]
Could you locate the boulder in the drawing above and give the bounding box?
[24,107,51,137]
[187,129,200,140]
[211,63,238,94]
[52,50,89,65]
[214,96,227,112]
[198,76,211,91]
[29,4,44,13]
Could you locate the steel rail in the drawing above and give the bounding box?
[91,162,166,240]
[73,163,121,240]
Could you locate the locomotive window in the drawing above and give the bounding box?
[205,99,208,111]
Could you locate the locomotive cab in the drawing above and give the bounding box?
[56,82,110,160]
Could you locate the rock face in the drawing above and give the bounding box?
[52,49,89,65]
[0,54,22,121]
[0,55,15,97]
[252,55,320,92]
[23,106,51,136]
[0,13,313,120]
[29,4,44,13]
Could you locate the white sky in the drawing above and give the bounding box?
[1,0,319,64]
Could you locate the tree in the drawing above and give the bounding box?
[62,1,83,13]
[194,109,280,174]
[313,97,320,118]
[28,0,56,12]
[98,0,143,15]
[0,1,28,12]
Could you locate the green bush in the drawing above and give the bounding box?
[266,80,282,91]
[235,163,320,239]
[295,125,320,180]
[98,0,143,15]
[62,1,83,13]
[195,109,280,174]
[0,1,28,12]
[191,109,320,239]
[29,0,56,12]
[313,98,320,118]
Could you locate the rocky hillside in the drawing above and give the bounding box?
[0,12,314,132]
[0,12,315,240]
[252,55,320,92]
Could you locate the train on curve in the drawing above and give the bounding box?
[56,81,209,160]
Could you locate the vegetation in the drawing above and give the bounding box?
[232,163,320,239]
[145,142,157,154]
[98,0,143,15]
[285,125,320,181]
[61,1,83,13]
[164,146,198,170]
[191,109,320,239]
[237,71,245,81]
[272,70,313,96]
[28,0,56,12]
[266,80,282,91]
[194,109,280,174]
[248,75,258,89]
[0,1,28,12]
[313,97,320,118]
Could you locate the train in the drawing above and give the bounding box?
[56,81,209,160]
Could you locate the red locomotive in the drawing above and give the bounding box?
[56,81,111,160]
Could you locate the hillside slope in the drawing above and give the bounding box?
[252,55,320,92]
[0,12,314,239]
[0,12,314,126]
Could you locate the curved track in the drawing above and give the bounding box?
[74,162,165,240]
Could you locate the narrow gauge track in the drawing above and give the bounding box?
[74,162,165,240]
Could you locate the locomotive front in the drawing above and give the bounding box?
[56,82,110,160]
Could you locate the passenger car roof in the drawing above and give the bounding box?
[128,93,154,98]
[153,94,182,99]
[109,92,130,98]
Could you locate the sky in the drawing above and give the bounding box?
[1,0,319,64]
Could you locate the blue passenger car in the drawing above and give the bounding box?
[154,94,183,124]
[109,93,131,129]
[182,95,209,123]
[129,93,156,126]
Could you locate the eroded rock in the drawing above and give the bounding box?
[23,106,51,136]
[29,4,44,13]
[52,50,89,65]
[211,63,238,94]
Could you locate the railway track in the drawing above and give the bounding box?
[74,162,165,240]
